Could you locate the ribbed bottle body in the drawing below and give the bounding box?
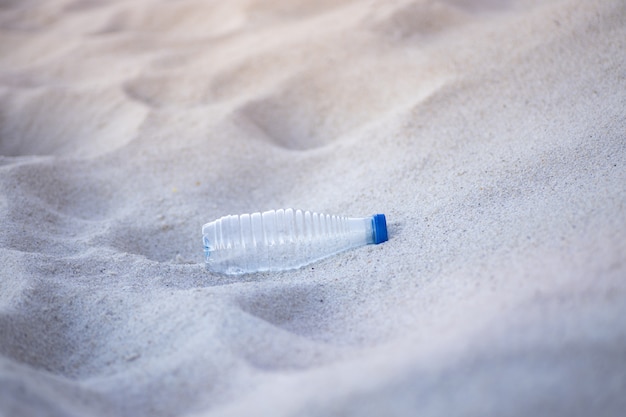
[202,209,373,274]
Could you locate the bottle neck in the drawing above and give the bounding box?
[347,217,375,245]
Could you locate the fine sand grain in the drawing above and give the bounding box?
[1,0,625,416]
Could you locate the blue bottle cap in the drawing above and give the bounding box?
[371,214,388,244]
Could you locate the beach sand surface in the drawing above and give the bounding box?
[1,0,625,416]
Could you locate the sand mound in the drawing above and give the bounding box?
[1,0,625,416]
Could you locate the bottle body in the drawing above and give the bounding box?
[202,209,387,275]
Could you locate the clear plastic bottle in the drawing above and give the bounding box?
[202,209,388,274]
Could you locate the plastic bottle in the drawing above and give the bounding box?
[202,209,388,274]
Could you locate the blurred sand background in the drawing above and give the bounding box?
[0,0,625,416]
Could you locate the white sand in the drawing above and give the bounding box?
[1,0,625,416]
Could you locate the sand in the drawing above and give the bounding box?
[1,0,625,416]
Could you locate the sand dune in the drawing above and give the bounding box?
[1,0,625,416]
